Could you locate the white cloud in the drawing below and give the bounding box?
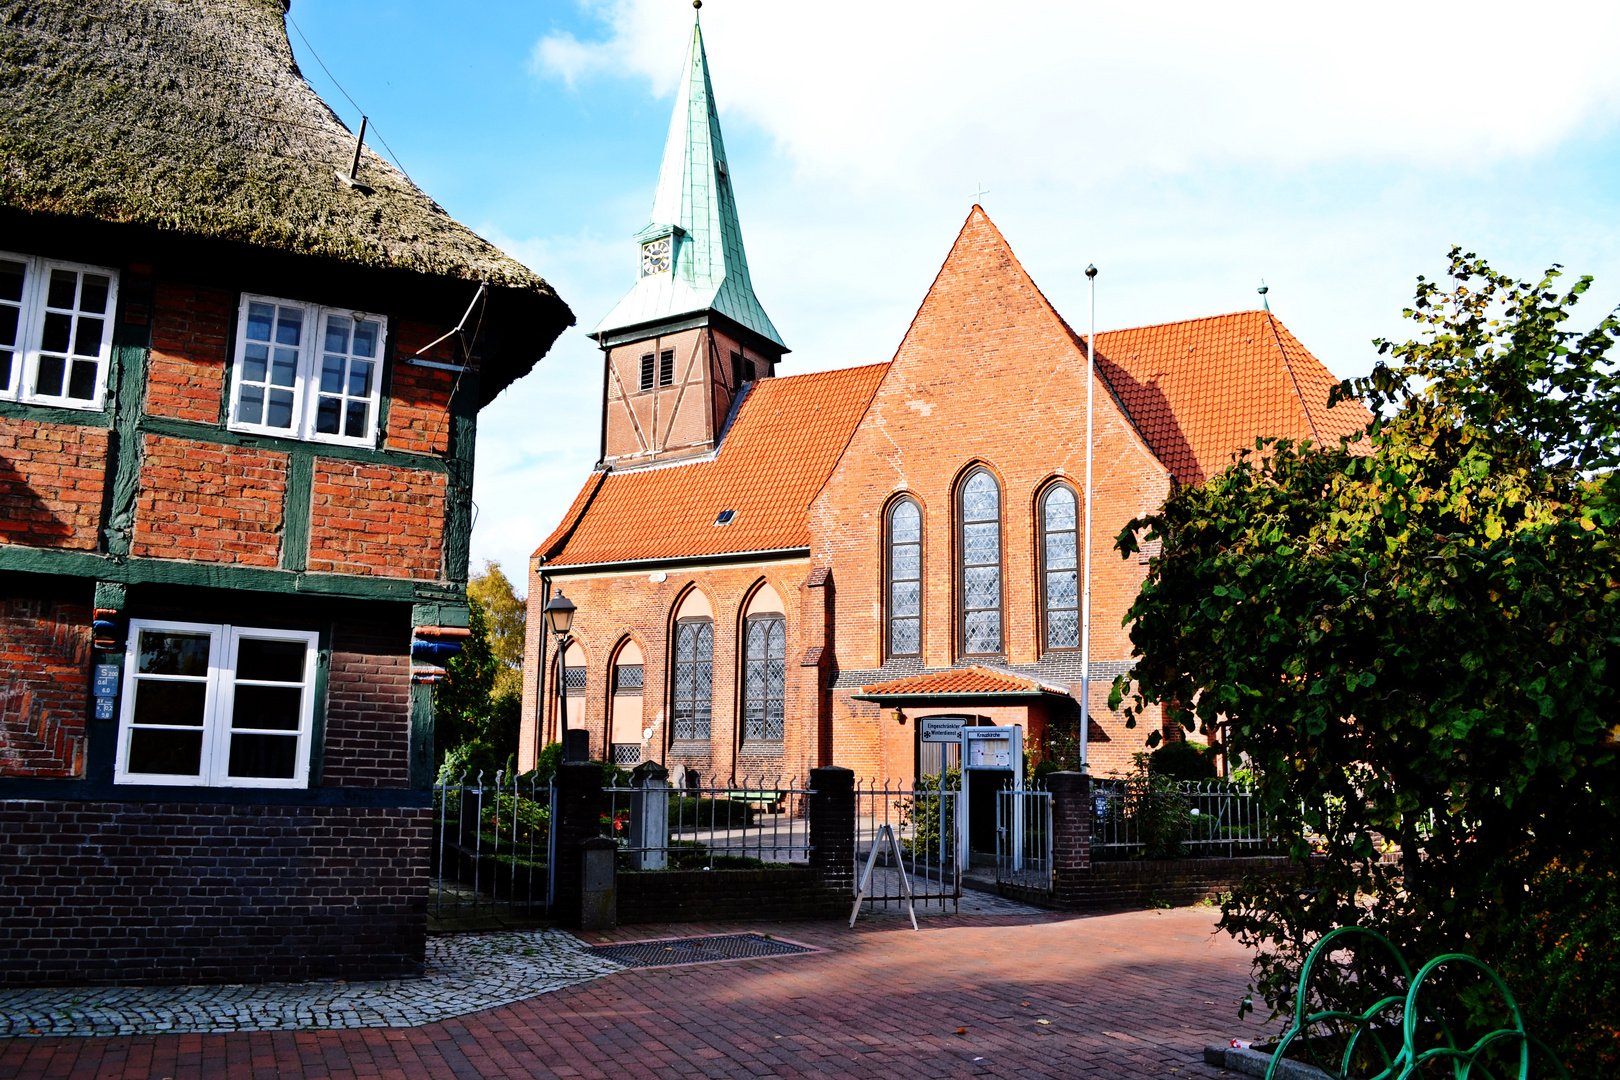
[537,1,1620,186]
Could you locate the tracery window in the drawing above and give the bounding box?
[743,615,785,741]
[672,618,713,741]
[959,469,1002,655]
[1042,484,1080,649]
[887,498,922,657]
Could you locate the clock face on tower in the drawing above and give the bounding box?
[641,237,672,277]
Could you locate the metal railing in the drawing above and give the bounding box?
[996,785,1053,891]
[1090,778,1275,859]
[432,771,555,918]
[601,774,812,870]
[854,779,961,912]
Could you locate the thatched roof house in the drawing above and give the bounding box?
[0,0,572,400]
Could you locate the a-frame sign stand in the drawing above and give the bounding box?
[849,823,919,931]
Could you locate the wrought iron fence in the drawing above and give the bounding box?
[996,785,1053,891]
[1090,778,1275,859]
[432,771,555,919]
[854,778,961,912]
[601,774,812,870]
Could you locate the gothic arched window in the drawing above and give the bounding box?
[1041,484,1080,650]
[958,469,1002,655]
[672,618,713,741]
[887,498,922,657]
[743,615,786,742]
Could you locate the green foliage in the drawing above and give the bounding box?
[434,598,520,781]
[467,561,526,700]
[903,769,961,859]
[1110,249,1620,1073]
[1125,754,1190,860]
[519,742,629,789]
[668,796,758,829]
[1148,739,1217,782]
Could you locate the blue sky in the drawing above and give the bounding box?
[285,1,1620,590]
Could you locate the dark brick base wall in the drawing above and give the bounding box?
[1020,855,1297,910]
[0,800,429,987]
[618,867,847,924]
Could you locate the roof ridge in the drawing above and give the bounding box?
[1095,309,1270,338]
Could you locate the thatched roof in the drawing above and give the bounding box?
[0,0,573,396]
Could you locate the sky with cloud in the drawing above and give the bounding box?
[286,0,1620,593]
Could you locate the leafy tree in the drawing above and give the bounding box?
[467,560,526,700]
[434,597,520,781]
[1110,249,1620,1075]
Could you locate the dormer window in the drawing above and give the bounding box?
[640,237,672,277]
[713,510,736,526]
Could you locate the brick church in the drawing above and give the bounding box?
[520,14,1370,786]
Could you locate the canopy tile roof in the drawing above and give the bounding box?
[537,363,888,568]
[1093,310,1372,486]
[855,667,1061,698]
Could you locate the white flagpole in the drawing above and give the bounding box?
[1080,264,1098,773]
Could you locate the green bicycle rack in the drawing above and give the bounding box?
[1264,926,1569,1080]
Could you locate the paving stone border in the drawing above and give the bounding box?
[0,929,625,1038]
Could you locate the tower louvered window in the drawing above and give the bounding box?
[639,353,655,391]
[743,615,786,742]
[658,348,675,387]
[887,498,922,657]
[672,618,712,741]
[1042,484,1080,649]
[959,469,1002,655]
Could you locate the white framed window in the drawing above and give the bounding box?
[0,251,120,410]
[228,294,386,446]
[115,619,320,789]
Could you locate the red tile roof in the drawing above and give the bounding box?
[1093,311,1373,486]
[856,666,1060,698]
[537,363,888,567]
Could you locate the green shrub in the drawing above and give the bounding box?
[1127,753,1190,859]
[902,769,960,859]
[667,796,756,828]
[1148,739,1216,782]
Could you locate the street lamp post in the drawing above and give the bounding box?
[543,588,577,758]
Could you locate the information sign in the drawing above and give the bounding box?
[93,664,120,698]
[920,717,966,743]
[965,729,1013,768]
[94,697,116,720]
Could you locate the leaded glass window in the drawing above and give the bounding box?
[743,615,786,742]
[888,498,922,657]
[672,618,712,741]
[959,469,1002,655]
[1042,484,1080,649]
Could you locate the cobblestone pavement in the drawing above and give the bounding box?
[0,930,623,1038]
[0,906,1274,1079]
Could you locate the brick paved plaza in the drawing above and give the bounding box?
[0,906,1270,1079]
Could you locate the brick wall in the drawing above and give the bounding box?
[0,418,109,549]
[0,801,429,987]
[808,210,1171,782]
[0,596,92,779]
[386,322,457,455]
[1029,855,1297,911]
[320,616,412,787]
[307,461,445,578]
[146,283,231,423]
[617,867,846,923]
[130,435,287,566]
[521,558,815,783]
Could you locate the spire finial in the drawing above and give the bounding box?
[1258,280,1270,312]
[693,0,701,8]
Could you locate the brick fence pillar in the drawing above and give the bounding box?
[553,762,603,926]
[1048,770,1091,909]
[808,766,855,895]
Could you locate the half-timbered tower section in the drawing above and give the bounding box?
[0,0,572,986]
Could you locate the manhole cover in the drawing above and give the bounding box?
[590,933,813,968]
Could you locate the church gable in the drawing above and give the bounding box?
[810,207,1171,672]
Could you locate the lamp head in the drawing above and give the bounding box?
[543,589,577,636]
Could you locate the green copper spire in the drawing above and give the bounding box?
[593,14,786,350]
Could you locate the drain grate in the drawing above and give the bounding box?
[590,933,812,968]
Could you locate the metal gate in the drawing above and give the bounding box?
[431,771,556,919]
[854,780,962,913]
[996,785,1052,893]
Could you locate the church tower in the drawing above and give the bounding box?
[592,10,787,468]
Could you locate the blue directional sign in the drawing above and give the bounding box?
[93,664,120,698]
